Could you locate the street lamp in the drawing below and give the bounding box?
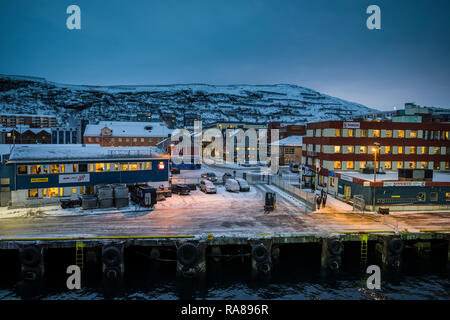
[372,142,380,212]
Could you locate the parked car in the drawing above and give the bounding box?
[222,172,233,183]
[201,172,218,182]
[171,184,191,195]
[170,167,180,174]
[225,178,240,192]
[199,179,217,194]
[235,178,250,192]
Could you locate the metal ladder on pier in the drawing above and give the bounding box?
[360,235,368,265]
[76,241,85,271]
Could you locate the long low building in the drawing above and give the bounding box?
[0,144,169,207]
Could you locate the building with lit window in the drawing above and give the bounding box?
[302,120,450,196]
[83,121,171,147]
[0,144,169,207]
[269,135,302,165]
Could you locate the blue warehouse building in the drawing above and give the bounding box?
[0,144,169,207]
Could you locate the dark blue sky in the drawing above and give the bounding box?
[0,0,449,110]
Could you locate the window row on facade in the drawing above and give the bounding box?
[311,128,450,140]
[86,137,161,143]
[332,160,449,170]
[306,145,449,155]
[27,186,95,198]
[17,162,154,175]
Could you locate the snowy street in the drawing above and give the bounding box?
[1,177,449,239]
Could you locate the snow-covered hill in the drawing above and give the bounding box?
[0,74,377,126]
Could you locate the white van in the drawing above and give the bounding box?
[235,178,250,192]
[200,179,217,194]
[225,178,240,192]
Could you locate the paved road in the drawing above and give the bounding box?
[3,183,445,239]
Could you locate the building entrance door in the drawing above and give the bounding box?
[344,185,351,200]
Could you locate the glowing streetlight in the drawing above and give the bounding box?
[372,142,380,211]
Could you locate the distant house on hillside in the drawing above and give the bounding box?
[83,121,172,147]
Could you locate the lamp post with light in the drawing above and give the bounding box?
[372,142,380,212]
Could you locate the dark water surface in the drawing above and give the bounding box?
[0,246,449,300]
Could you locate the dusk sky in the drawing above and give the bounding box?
[0,0,449,110]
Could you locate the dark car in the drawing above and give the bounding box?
[170,167,180,174]
[222,172,233,183]
[201,172,218,182]
[171,184,191,195]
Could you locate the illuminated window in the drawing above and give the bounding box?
[347,161,354,169]
[334,161,341,169]
[417,192,426,202]
[361,130,367,137]
[50,164,60,174]
[120,163,129,171]
[420,161,428,169]
[129,163,138,171]
[133,138,137,142]
[114,163,119,171]
[410,130,417,138]
[30,165,42,175]
[397,161,404,169]
[446,162,449,169]
[73,164,78,172]
[145,162,152,170]
[420,146,426,154]
[330,177,334,187]
[360,161,366,169]
[385,161,392,169]
[434,162,440,170]
[385,146,391,154]
[72,188,77,194]
[433,147,440,155]
[398,146,403,154]
[106,163,110,171]
[335,129,341,137]
[140,138,144,142]
[18,166,28,175]
[89,164,94,172]
[334,146,341,153]
[347,146,354,153]
[446,192,450,201]
[359,146,367,154]
[48,187,59,197]
[409,161,416,169]
[95,163,105,172]
[398,130,405,138]
[28,189,38,198]
[410,146,416,154]
[348,129,354,137]
[373,130,380,137]
[42,165,48,174]
[385,130,393,138]
[42,188,47,197]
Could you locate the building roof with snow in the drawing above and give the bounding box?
[269,135,303,147]
[84,121,172,138]
[7,144,169,163]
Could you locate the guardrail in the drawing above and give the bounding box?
[269,175,315,210]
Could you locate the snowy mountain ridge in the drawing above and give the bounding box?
[0,74,378,126]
